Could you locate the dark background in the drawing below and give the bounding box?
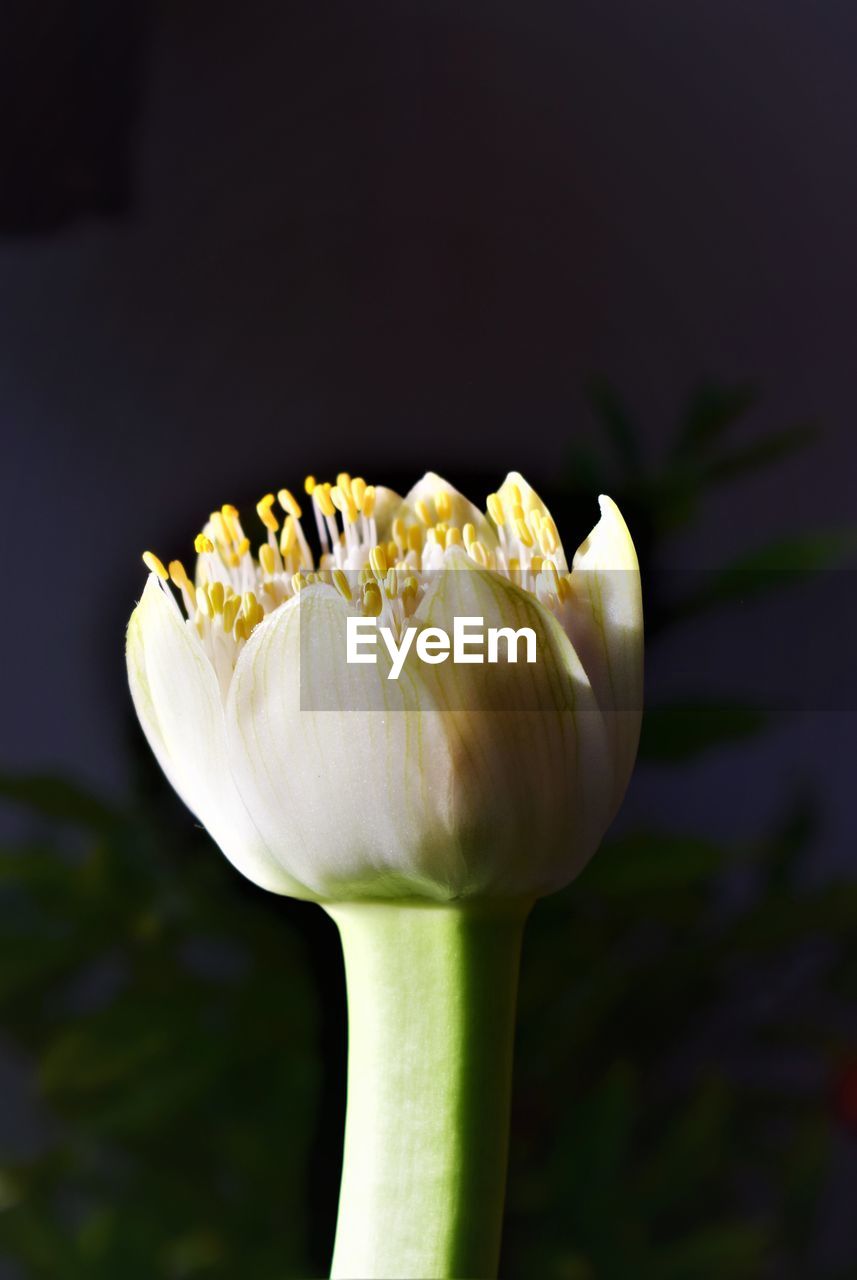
[1,2,856,1277]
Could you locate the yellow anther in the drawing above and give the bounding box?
[407,524,424,553]
[207,582,224,615]
[196,585,214,619]
[259,544,277,576]
[414,498,433,526]
[221,504,242,542]
[511,503,525,522]
[540,517,559,554]
[330,484,356,524]
[402,575,419,599]
[435,522,447,539]
[557,574,573,603]
[332,569,352,601]
[241,591,257,618]
[277,488,302,519]
[291,571,306,594]
[315,484,336,518]
[386,540,398,563]
[469,540,488,566]
[210,512,228,545]
[445,526,463,548]
[486,493,505,525]
[462,522,476,547]
[530,554,543,574]
[336,473,353,499]
[194,533,214,555]
[236,537,251,558]
[434,490,452,521]
[508,482,522,505]
[304,475,316,495]
[142,551,169,580]
[352,477,367,510]
[426,527,441,546]
[280,515,297,556]
[543,559,561,594]
[369,544,388,578]
[222,595,241,631]
[363,582,382,617]
[515,517,534,548]
[508,556,520,573]
[257,494,279,533]
[168,559,192,592]
[385,568,399,598]
[361,485,377,518]
[392,517,406,548]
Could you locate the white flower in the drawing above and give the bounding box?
[127,471,642,901]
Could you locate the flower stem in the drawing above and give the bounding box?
[325,898,532,1280]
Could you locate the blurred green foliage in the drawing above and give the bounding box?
[1,383,855,1278]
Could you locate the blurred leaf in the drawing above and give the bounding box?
[584,377,642,471]
[581,831,726,896]
[670,529,857,620]
[0,775,120,832]
[674,381,758,455]
[701,423,819,487]
[639,700,772,761]
[657,1222,769,1278]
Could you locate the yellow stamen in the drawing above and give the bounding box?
[434,490,452,521]
[223,595,241,631]
[259,544,277,576]
[469,540,488,566]
[315,484,336,518]
[445,527,463,548]
[208,582,225,614]
[362,486,377,519]
[195,533,214,555]
[142,551,169,580]
[278,488,302,519]
[304,475,316,495]
[515,517,534,548]
[168,559,193,593]
[415,498,432,526]
[487,492,505,525]
[332,569,352,601]
[363,582,382,617]
[257,494,279,533]
[369,544,388,578]
[352,477,367,510]
[280,516,297,556]
[462,522,476,547]
[407,525,424,554]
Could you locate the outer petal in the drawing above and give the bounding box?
[225,585,464,900]
[366,485,403,540]
[396,472,498,547]
[126,576,310,897]
[564,495,643,815]
[411,549,615,895]
[496,470,569,570]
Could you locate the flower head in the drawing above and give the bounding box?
[128,471,642,902]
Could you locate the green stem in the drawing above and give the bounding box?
[325,897,531,1280]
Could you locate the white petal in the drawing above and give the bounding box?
[411,550,615,894]
[226,585,463,900]
[496,470,568,569]
[565,495,643,815]
[397,472,498,546]
[126,576,310,897]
